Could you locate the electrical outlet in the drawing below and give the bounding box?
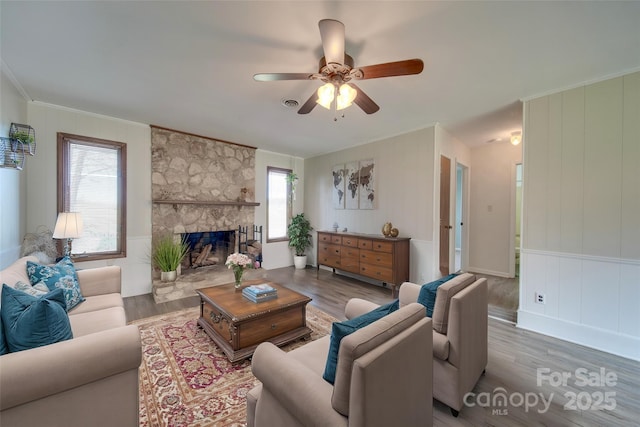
[535,292,546,304]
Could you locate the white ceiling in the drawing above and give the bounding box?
[2,1,639,158]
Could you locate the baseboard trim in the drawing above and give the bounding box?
[517,310,640,362]
[467,267,513,278]
[489,315,516,325]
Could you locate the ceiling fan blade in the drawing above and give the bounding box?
[355,59,424,80]
[253,73,313,82]
[319,19,345,65]
[350,83,380,114]
[297,91,318,114]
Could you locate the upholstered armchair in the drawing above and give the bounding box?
[345,273,488,416]
[246,302,433,427]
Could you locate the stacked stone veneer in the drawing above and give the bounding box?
[151,126,256,302]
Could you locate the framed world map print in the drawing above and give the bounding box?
[345,161,359,210]
[332,164,346,209]
[359,159,375,209]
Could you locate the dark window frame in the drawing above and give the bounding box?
[57,132,127,261]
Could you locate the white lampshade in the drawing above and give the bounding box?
[53,212,84,239]
[316,83,335,109]
[336,84,357,110]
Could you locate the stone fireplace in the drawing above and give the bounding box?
[150,126,259,303]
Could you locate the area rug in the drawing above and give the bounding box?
[131,305,336,427]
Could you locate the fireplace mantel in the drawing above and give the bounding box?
[153,199,260,208]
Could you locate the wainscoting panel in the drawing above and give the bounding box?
[410,238,435,284]
[74,235,152,298]
[519,249,640,361]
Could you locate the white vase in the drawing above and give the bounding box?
[293,255,307,270]
[161,271,177,282]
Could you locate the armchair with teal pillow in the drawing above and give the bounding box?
[344,273,488,417]
[417,273,458,317]
[323,299,399,384]
[247,302,433,427]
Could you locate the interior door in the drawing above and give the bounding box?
[439,155,451,276]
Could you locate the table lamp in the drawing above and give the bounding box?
[53,212,83,257]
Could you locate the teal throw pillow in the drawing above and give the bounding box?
[1,284,72,353]
[27,256,85,311]
[0,306,7,355]
[417,273,459,317]
[323,299,399,385]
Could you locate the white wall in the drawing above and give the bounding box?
[305,126,439,284]
[25,103,152,297]
[0,68,28,268]
[468,141,522,277]
[519,71,640,361]
[255,149,304,269]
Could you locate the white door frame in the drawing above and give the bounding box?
[454,161,470,273]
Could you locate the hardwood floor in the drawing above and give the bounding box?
[124,267,639,426]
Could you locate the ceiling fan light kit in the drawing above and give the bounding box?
[511,131,522,146]
[254,19,424,118]
[316,82,357,111]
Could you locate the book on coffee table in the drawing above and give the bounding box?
[242,288,277,303]
[244,283,277,296]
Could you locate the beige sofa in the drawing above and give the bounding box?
[345,273,488,416]
[247,302,433,427]
[0,256,142,427]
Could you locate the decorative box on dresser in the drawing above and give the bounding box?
[316,231,410,295]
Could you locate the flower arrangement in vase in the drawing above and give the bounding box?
[225,252,253,288]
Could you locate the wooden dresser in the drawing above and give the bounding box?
[317,231,410,295]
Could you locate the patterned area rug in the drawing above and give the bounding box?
[131,305,335,427]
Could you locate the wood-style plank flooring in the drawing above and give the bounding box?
[124,267,639,426]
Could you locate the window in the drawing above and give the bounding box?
[266,167,292,242]
[57,133,126,260]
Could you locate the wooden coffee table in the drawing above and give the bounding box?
[196,280,312,363]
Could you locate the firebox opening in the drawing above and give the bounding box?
[181,230,236,272]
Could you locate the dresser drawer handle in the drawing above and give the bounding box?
[271,324,277,329]
[210,312,222,323]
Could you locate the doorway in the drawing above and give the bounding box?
[514,163,523,277]
[454,163,468,272]
[439,155,451,276]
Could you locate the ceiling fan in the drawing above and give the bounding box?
[253,19,424,116]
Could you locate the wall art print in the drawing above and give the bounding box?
[332,164,346,209]
[331,159,375,210]
[358,159,375,209]
[344,161,360,210]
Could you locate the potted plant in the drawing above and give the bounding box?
[11,131,35,155]
[152,235,189,281]
[287,213,313,269]
[286,172,298,209]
